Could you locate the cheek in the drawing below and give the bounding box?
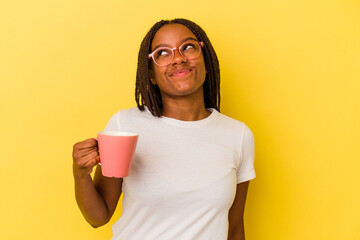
[152,66,165,81]
[197,60,207,80]
[197,54,206,73]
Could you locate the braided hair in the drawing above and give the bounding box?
[135,18,220,117]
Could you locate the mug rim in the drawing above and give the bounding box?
[97,131,138,136]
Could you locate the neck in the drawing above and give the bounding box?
[161,89,211,121]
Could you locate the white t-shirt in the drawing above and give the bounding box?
[104,107,256,240]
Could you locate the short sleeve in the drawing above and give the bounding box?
[104,112,121,131]
[237,125,256,183]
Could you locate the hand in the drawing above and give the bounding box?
[72,138,100,178]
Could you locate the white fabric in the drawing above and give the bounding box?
[104,107,256,240]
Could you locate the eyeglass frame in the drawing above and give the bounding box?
[148,40,204,67]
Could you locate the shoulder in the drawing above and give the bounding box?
[109,106,150,119]
[104,107,151,131]
[215,111,249,131]
[214,111,254,142]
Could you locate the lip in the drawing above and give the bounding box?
[169,68,192,77]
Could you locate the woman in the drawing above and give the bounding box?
[73,18,256,240]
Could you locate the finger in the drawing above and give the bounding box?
[73,147,97,161]
[76,152,99,167]
[77,141,98,150]
[73,142,98,158]
[74,138,98,150]
[79,148,99,158]
[83,156,100,169]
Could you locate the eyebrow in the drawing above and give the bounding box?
[152,37,199,51]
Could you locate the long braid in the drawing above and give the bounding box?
[135,18,220,117]
[136,21,167,117]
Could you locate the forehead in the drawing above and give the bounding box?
[151,23,197,49]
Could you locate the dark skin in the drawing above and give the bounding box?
[72,23,250,239]
[149,23,209,121]
[228,181,250,240]
[73,139,122,227]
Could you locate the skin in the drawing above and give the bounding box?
[149,23,210,121]
[73,139,122,228]
[72,23,250,239]
[228,181,250,240]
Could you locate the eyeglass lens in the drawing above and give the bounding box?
[153,40,201,66]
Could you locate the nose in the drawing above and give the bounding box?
[172,48,186,65]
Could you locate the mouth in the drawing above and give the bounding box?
[169,68,192,77]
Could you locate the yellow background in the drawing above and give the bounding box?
[1,0,359,239]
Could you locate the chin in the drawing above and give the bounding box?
[174,84,204,97]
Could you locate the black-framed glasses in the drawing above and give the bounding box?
[148,40,204,67]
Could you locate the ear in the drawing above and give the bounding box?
[149,69,157,85]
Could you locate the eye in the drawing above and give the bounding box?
[183,43,196,51]
[181,42,199,53]
[155,49,171,58]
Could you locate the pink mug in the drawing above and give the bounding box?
[97,131,138,178]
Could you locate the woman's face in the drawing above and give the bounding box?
[149,23,207,99]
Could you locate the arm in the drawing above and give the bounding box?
[73,139,123,228]
[228,181,250,240]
